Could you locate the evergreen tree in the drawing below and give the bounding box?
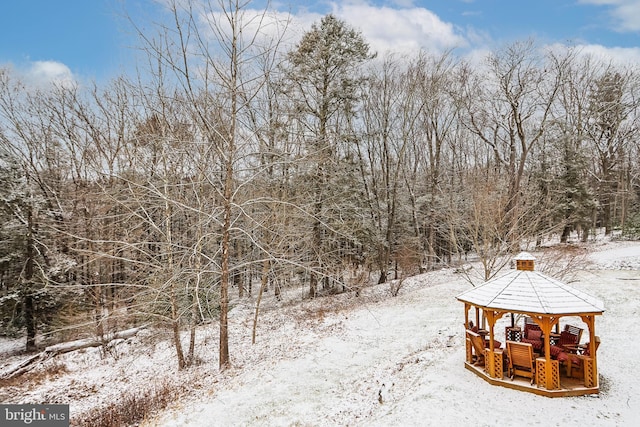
[285,14,374,296]
[0,147,65,350]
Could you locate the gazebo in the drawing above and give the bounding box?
[456,252,605,397]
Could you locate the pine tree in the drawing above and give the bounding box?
[285,14,374,297]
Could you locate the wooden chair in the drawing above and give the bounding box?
[521,318,543,352]
[567,336,600,378]
[506,340,537,384]
[466,330,487,367]
[560,324,584,352]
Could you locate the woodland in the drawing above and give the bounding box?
[1,0,639,375]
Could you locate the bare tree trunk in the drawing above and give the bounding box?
[24,201,37,352]
[218,11,238,369]
[2,327,144,379]
[165,181,185,370]
[187,243,203,365]
[309,197,321,297]
[252,258,270,344]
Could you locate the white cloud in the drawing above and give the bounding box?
[569,43,640,66]
[546,42,640,67]
[26,61,75,86]
[462,46,493,69]
[329,2,468,56]
[197,7,320,55]
[1,60,77,90]
[15,60,77,90]
[197,1,468,60]
[464,42,640,74]
[579,0,640,32]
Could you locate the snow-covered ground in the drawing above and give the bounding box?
[2,238,639,426]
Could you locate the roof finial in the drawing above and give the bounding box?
[514,252,535,271]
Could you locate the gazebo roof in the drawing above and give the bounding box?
[456,257,605,315]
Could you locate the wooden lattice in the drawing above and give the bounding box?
[535,358,560,389]
[550,360,560,389]
[535,358,546,386]
[491,351,504,378]
[583,357,596,388]
[466,337,473,363]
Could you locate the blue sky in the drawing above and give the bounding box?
[1,0,639,84]
[424,0,639,48]
[0,1,133,81]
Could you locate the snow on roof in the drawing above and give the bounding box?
[514,251,536,260]
[456,269,605,315]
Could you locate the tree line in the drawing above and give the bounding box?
[1,1,638,370]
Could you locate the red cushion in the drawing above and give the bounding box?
[549,345,562,357]
[550,345,568,362]
[528,329,542,340]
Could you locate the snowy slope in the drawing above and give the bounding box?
[2,240,639,427]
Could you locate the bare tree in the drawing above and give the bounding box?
[131,0,288,369]
[460,40,560,247]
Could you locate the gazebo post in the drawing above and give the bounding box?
[481,310,494,377]
[463,303,473,364]
[484,310,508,379]
[580,315,599,387]
[541,317,550,389]
[539,316,560,390]
[463,303,470,327]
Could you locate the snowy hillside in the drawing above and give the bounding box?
[2,239,640,426]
